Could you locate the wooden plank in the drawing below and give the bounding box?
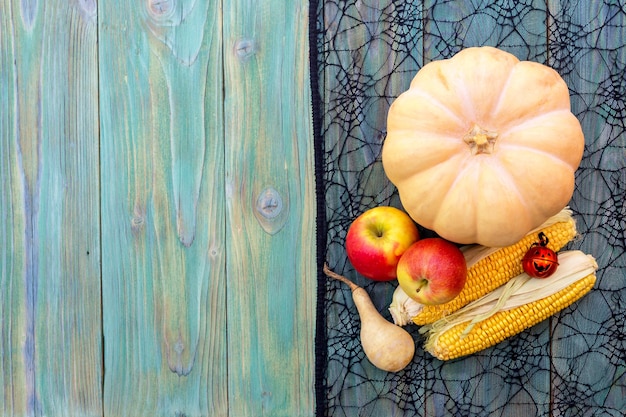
[222,1,316,415]
[98,1,228,415]
[548,1,626,415]
[423,0,548,62]
[0,1,102,416]
[318,1,425,414]
[421,1,552,416]
[322,0,423,269]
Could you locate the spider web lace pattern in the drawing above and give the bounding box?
[313,1,626,416]
[548,2,626,416]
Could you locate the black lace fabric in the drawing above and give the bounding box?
[311,1,626,416]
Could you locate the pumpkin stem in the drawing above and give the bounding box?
[464,124,498,155]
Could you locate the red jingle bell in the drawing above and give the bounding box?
[522,232,559,278]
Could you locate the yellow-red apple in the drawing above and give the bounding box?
[345,206,419,281]
[396,238,467,305]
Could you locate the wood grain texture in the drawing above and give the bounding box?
[322,0,423,242]
[423,0,549,62]
[0,0,102,415]
[98,1,228,415]
[3,1,622,416]
[548,1,626,415]
[320,2,424,415]
[223,1,316,416]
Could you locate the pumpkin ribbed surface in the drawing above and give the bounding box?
[382,46,584,247]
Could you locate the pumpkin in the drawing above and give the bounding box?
[381,46,585,247]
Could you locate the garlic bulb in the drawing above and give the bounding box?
[389,286,424,326]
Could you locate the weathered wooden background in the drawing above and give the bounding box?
[1,0,315,416]
[1,0,625,416]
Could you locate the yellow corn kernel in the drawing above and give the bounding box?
[412,215,577,325]
[426,272,596,361]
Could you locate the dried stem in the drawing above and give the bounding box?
[323,263,359,292]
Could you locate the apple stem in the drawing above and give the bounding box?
[323,263,360,292]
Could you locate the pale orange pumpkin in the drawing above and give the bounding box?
[382,46,585,247]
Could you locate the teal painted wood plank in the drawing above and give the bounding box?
[548,1,626,415]
[420,2,552,416]
[98,1,227,416]
[222,1,316,415]
[0,1,102,416]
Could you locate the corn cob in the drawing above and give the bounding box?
[390,208,578,326]
[422,250,597,361]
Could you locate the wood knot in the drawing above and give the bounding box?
[131,215,145,234]
[147,0,174,18]
[78,0,97,19]
[234,38,257,61]
[256,188,282,220]
[131,203,146,234]
[254,187,288,235]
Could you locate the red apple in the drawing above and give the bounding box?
[396,238,467,305]
[345,206,419,281]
